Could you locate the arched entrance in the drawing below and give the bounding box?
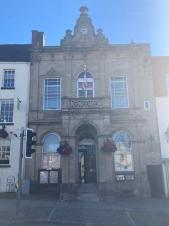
[76,124,97,183]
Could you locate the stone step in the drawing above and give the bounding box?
[77,192,99,202]
[78,183,98,193]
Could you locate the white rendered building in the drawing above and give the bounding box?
[152,57,169,197]
[0,44,30,192]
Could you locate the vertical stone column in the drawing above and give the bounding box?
[60,137,76,192]
[98,137,113,183]
[63,55,72,97]
[98,136,114,196]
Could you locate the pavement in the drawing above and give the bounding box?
[0,193,169,226]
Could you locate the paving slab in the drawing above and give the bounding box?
[1,195,169,226]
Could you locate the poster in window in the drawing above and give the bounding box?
[39,171,48,184]
[49,171,58,184]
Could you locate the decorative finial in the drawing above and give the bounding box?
[80,6,88,14]
[83,64,87,72]
[97,29,103,33]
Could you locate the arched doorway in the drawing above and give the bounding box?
[76,124,97,183]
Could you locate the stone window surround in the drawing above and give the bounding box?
[111,76,129,109]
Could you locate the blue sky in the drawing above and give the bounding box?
[0,0,169,56]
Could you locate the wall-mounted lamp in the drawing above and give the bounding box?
[17,98,22,110]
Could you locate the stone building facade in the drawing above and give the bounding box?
[27,7,161,197]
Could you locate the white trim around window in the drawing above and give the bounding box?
[113,130,134,172]
[3,69,15,89]
[110,76,129,109]
[43,78,61,110]
[77,71,94,98]
[0,139,11,165]
[0,99,14,123]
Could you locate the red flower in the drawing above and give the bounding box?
[0,127,8,138]
[57,141,72,155]
[101,139,117,152]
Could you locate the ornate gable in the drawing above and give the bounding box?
[61,6,109,48]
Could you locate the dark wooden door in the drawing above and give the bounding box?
[84,145,96,183]
[78,144,97,183]
[147,165,165,198]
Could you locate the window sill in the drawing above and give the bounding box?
[112,107,129,109]
[1,87,15,90]
[0,122,14,126]
[0,165,11,168]
[43,109,61,111]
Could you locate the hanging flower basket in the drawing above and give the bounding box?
[0,126,8,138]
[101,139,117,153]
[57,141,72,155]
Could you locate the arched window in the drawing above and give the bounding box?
[77,71,94,97]
[42,133,60,169]
[113,131,133,171]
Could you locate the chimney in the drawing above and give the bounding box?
[32,30,45,47]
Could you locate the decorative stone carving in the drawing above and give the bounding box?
[60,6,109,48]
[96,29,109,45]
[70,98,101,108]
[60,29,73,46]
[31,52,41,62]
[46,67,58,76]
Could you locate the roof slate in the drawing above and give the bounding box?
[0,44,31,62]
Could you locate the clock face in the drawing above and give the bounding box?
[80,26,88,34]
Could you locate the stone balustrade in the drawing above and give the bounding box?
[62,96,110,111]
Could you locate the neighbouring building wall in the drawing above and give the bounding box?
[152,57,169,197]
[156,97,169,159]
[152,57,169,97]
[0,62,30,192]
[156,97,169,197]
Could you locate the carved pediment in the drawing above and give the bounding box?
[46,67,58,76]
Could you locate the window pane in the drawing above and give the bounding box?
[3,70,15,88]
[78,90,85,97]
[111,77,128,108]
[0,140,10,164]
[0,99,14,122]
[43,134,60,152]
[77,71,94,98]
[42,134,60,169]
[114,151,133,171]
[44,79,61,110]
[87,90,93,97]
[87,82,93,88]
[113,131,133,171]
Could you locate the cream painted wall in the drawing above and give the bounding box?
[156,97,169,159]
[0,62,30,192]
